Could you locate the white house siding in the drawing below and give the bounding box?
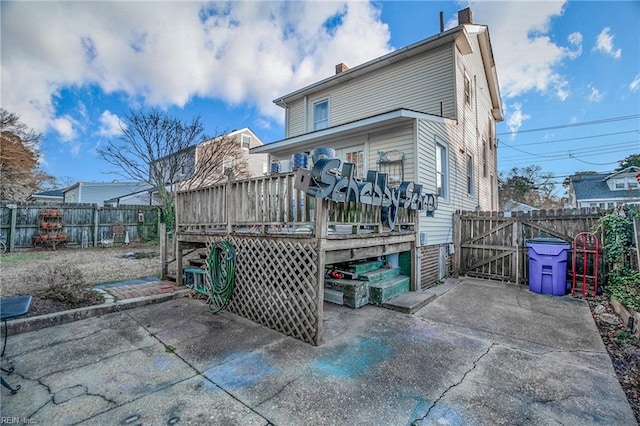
[454,29,498,211]
[368,123,415,183]
[284,45,455,139]
[286,99,306,138]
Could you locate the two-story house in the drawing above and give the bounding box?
[568,166,640,209]
[253,8,503,287]
[151,127,269,188]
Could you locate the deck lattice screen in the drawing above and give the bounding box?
[205,235,321,345]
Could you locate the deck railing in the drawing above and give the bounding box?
[175,172,416,237]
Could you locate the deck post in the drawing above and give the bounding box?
[160,222,168,280]
[314,197,328,345]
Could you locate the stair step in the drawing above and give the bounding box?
[347,261,383,274]
[358,267,399,283]
[189,259,205,267]
[324,288,344,305]
[383,291,436,314]
[325,278,369,309]
[368,275,410,306]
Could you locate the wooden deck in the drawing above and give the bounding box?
[174,173,418,345]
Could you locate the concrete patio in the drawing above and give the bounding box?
[1,278,635,425]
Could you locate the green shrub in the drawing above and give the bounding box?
[606,268,640,311]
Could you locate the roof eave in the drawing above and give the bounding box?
[251,109,447,154]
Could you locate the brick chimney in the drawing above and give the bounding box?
[335,63,349,74]
[458,7,473,25]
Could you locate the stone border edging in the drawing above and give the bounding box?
[6,289,194,336]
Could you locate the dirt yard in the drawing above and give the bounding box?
[1,243,166,315]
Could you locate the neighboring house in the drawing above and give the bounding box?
[152,127,269,187]
[27,189,64,203]
[568,167,640,209]
[63,181,153,206]
[252,8,503,285]
[103,187,160,207]
[501,200,538,216]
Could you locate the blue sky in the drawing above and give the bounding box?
[2,1,639,194]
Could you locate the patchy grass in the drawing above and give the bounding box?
[1,251,51,265]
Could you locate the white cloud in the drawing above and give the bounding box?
[1,1,392,134]
[630,74,640,92]
[51,115,77,141]
[505,103,531,136]
[587,84,603,102]
[594,27,621,58]
[566,32,583,59]
[470,1,577,101]
[98,110,123,136]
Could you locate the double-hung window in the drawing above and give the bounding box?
[466,154,474,196]
[313,99,329,130]
[241,134,251,149]
[436,142,448,200]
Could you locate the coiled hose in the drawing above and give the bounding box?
[206,240,236,314]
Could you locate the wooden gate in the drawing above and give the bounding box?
[454,210,603,284]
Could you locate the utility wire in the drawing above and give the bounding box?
[500,140,639,161]
[513,129,640,147]
[497,114,640,135]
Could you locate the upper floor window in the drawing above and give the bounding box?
[313,99,329,130]
[241,134,251,149]
[436,142,448,200]
[464,73,471,105]
[466,154,474,196]
[482,139,488,178]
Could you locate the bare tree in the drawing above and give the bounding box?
[499,165,563,209]
[0,109,55,200]
[97,108,251,224]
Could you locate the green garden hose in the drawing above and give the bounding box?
[206,240,236,314]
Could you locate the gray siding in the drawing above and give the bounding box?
[64,183,153,206]
[287,45,455,138]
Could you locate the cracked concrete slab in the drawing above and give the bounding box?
[1,278,635,425]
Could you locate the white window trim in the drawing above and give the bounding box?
[312,98,329,131]
[241,134,251,150]
[463,72,471,105]
[435,139,449,202]
[466,154,474,197]
[335,145,366,178]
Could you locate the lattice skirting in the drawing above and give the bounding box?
[204,236,321,345]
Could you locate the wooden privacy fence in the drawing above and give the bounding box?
[0,202,159,251]
[453,209,604,284]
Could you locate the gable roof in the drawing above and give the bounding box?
[571,171,640,201]
[273,23,502,121]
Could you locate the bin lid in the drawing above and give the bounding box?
[526,237,569,245]
[526,240,570,256]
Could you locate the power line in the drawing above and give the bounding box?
[497,114,640,136]
[501,140,640,160]
[512,129,640,147]
[499,146,636,165]
[499,140,639,161]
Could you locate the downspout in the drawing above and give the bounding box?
[475,75,480,210]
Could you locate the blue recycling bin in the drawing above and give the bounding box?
[526,238,571,296]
